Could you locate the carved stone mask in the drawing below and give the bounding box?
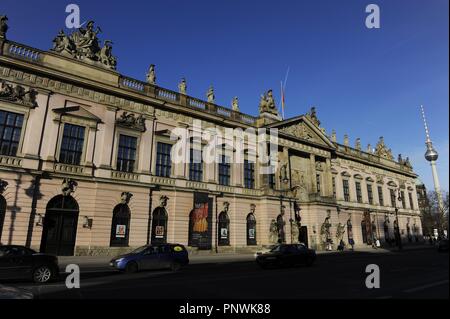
[160,195,169,208]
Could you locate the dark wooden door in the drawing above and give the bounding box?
[41,211,78,256]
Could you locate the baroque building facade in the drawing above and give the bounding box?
[0,17,422,255]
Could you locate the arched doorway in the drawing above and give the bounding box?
[246,213,256,246]
[40,195,79,256]
[0,195,5,242]
[218,211,230,246]
[151,207,167,244]
[110,204,131,247]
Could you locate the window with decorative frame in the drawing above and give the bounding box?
[355,181,363,203]
[408,192,414,210]
[244,160,255,189]
[117,134,137,173]
[156,142,172,177]
[0,110,24,157]
[367,184,374,205]
[189,148,203,182]
[59,123,85,165]
[218,154,231,186]
[343,179,350,202]
[378,186,384,206]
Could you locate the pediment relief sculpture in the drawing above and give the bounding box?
[51,21,117,70]
[116,111,146,132]
[280,123,316,142]
[376,175,384,184]
[315,161,324,171]
[0,80,38,108]
[366,177,375,182]
[341,171,351,177]
[375,136,394,160]
[354,174,363,180]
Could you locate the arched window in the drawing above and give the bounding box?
[246,213,257,246]
[218,211,230,246]
[151,207,168,244]
[40,195,79,256]
[0,195,6,242]
[110,204,131,247]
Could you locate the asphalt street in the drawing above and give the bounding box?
[3,248,448,299]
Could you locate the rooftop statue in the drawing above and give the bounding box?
[306,106,321,127]
[259,89,278,116]
[231,96,239,112]
[0,15,8,40]
[207,86,215,103]
[51,21,117,70]
[355,138,361,150]
[178,78,187,94]
[147,64,156,85]
[375,136,394,160]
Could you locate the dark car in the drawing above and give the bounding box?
[110,243,189,273]
[437,239,449,252]
[256,244,316,269]
[0,245,59,283]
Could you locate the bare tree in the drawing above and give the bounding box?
[420,190,449,237]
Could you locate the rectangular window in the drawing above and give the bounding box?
[268,173,275,189]
[408,192,414,210]
[367,184,373,205]
[316,174,321,194]
[355,181,363,203]
[59,124,85,165]
[343,180,350,202]
[378,186,384,206]
[332,177,336,199]
[244,160,255,189]
[189,148,203,182]
[156,142,172,177]
[117,135,137,172]
[218,155,231,186]
[390,189,396,207]
[401,190,406,209]
[0,110,24,156]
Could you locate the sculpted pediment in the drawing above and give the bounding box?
[274,116,335,148]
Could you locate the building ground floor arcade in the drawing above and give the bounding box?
[0,172,423,256]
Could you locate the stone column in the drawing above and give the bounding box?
[137,116,155,174]
[324,158,333,197]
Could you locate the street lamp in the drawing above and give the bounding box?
[394,188,403,251]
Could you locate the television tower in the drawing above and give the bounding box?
[420,105,444,212]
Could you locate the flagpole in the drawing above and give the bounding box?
[281,80,285,119]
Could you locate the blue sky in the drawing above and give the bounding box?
[1,0,448,192]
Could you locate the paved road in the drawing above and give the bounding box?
[3,248,448,299]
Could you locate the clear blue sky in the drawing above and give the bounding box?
[1,0,448,192]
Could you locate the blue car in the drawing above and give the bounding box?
[110,243,189,273]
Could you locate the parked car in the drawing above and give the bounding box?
[437,239,449,252]
[0,245,59,283]
[110,243,189,273]
[256,244,316,269]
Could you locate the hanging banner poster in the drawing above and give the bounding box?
[189,192,213,250]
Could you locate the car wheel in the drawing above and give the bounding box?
[33,265,53,283]
[125,262,138,274]
[170,262,182,272]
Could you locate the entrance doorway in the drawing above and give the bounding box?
[40,195,79,256]
[299,226,308,247]
[151,207,167,244]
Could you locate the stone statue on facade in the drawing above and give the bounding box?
[375,136,394,160]
[120,192,133,204]
[269,219,278,244]
[178,78,187,94]
[355,138,361,151]
[0,80,38,108]
[146,64,156,85]
[367,144,372,153]
[336,222,346,242]
[306,107,321,127]
[50,21,117,70]
[0,15,8,40]
[347,214,354,249]
[258,89,278,116]
[116,111,146,132]
[61,178,77,197]
[160,195,169,208]
[207,86,215,103]
[343,134,349,147]
[0,179,8,194]
[320,215,333,251]
[277,209,286,243]
[291,219,300,244]
[223,201,230,213]
[231,96,239,112]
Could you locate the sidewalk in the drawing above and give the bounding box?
[57,244,434,272]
